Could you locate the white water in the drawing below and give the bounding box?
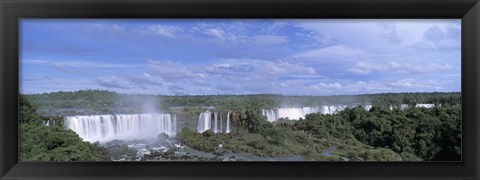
[416,104,435,108]
[264,103,436,122]
[64,113,176,143]
[213,112,219,133]
[262,105,354,122]
[197,111,231,133]
[197,111,212,133]
[226,112,231,133]
[389,104,410,110]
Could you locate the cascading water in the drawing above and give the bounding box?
[213,112,219,133]
[63,113,176,143]
[363,105,373,111]
[197,111,231,133]
[264,103,436,122]
[226,112,231,133]
[263,105,368,122]
[197,111,212,133]
[416,104,434,108]
[220,114,223,133]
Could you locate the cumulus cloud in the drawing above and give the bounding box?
[21,19,461,95]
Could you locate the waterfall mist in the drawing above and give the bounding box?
[62,94,180,143]
[64,113,177,143]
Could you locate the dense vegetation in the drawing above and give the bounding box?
[179,103,461,161]
[19,95,108,161]
[22,89,461,161]
[25,89,460,115]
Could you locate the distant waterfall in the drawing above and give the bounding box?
[226,112,231,133]
[197,111,212,133]
[197,111,231,133]
[64,113,176,143]
[213,112,219,133]
[416,104,435,108]
[263,103,436,122]
[262,105,368,122]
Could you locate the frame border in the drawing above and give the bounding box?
[1,0,479,179]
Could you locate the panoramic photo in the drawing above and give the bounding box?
[19,19,461,161]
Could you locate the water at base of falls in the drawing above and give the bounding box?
[64,113,176,143]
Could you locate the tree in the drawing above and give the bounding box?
[19,96,108,161]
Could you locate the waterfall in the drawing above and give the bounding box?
[45,119,55,127]
[63,113,176,143]
[220,114,223,133]
[172,114,177,135]
[197,111,212,133]
[213,112,219,133]
[197,111,231,133]
[262,103,436,122]
[416,104,434,108]
[226,112,231,133]
[363,105,372,111]
[262,105,368,122]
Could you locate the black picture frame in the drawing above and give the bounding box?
[1,0,479,179]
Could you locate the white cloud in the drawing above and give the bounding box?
[294,45,370,60]
[419,25,460,51]
[203,28,288,46]
[347,61,453,75]
[347,62,388,75]
[343,81,392,94]
[96,76,132,89]
[22,59,144,68]
[143,25,184,38]
[251,35,289,45]
[205,28,234,41]
[90,24,126,33]
[148,60,199,80]
[310,82,342,90]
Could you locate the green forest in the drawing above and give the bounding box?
[19,90,461,161]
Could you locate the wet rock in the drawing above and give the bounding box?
[212,156,223,161]
[164,149,175,157]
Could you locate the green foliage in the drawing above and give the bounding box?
[19,123,107,161]
[25,90,460,116]
[23,90,461,161]
[19,96,108,161]
[19,95,42,123]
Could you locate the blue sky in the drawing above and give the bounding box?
[20,19,461,95]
